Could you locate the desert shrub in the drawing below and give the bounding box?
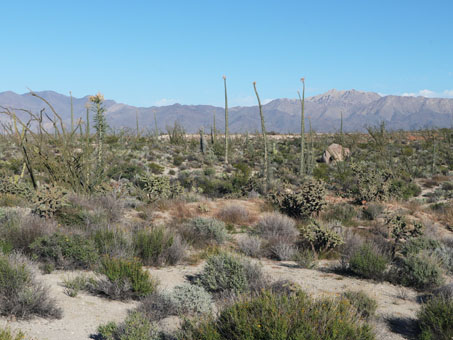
[62,274,95,297]
[97,311,158,340]
[269,179,326,218]
[238,235,262,258]
[293,248,316,269]
[268,240,296,260]
[349,244,389,280]
[298,221,344,256]
[242,260,268,294]
[216,204,249,224]
[255,213,297,240]
[417,295,453,340]
[362,203,384,220]
[93,228,133,258]
[184,217,228,247]
[30,232,99,270]
[92,256,158,300]
[0,327,27,340]
[137,174,181,202]
[397,253,444,290]
[197,253,247,294]
[401,237,441,257]
[342,290,378,320]
[0,252,62,319]
[169,284,212,315]
[390,179,422,200]
[180,290,375,340]
[325,203,357,224]
[133,227,185,266]
[1,214,56,254]
[434,245,453,274]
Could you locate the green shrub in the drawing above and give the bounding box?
[181,290,375,340]
[185,217,228,247]
[362,203,384,220]
[401,237,441,257]
[349,244,389,280]
[0,327,27,340]
[325,203,357,224]
[0,253,62,319]
[169,283,212,315]
[293,248,316,268]
[30,233,99,270]
[95,256,157,300]
[97,311,158,340]
[418,295,453,340]
[197,253,247,294]
[93,228,133,258]
[342,290,378,320]
[398,253,444,290]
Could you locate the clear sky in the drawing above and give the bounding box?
[1,0,452,107]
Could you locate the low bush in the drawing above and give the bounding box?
[93,227,133,259]
[349,244,389,280]
[238,235,262,258]
[97,311,158,340]
[255,213,298,241]
[397,252,444,290]
[417,295,453,340]
[342,290,378,320]
[0,252,62,319]
[325,203,357,224]
[0,327,27,340]
[92,256,158,300]
[133,227,185,266]
[180,290,375,340]
[362,203,384,220]
[30,233,99,270]
[197,253,247,294]
[183,217,228,247]
[168,283,212,315]
[216,204,250,225]
[294,249,317,268]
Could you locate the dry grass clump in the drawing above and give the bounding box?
[0,252,62,319]
[216,204,250,225]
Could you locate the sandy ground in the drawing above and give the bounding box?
[2,259,422,340]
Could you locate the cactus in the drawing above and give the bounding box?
[223,75,229,164]
[298,77,306,176]
[0,177,33,199]
[70,91,74,135]
[253,81,270,192]
[200,127,207,154]
[136,110,140,138]
[211,112,216,144]
[90,92,107,180]
[138,174,182,202]
[32,184,67,218]
[269,179,326,218]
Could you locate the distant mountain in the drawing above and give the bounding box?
[0,89,452,133]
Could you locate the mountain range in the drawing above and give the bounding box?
[0,89,452,133]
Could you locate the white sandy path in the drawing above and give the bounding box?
[2,259,421,340]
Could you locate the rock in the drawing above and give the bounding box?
[321,143,350,164]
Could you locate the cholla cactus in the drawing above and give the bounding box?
[0,177,33,199]
[32,184,67,218]
[299,221,344,255]
[351,161,393,203]
[138,174,182,202]
[269,179,326,218]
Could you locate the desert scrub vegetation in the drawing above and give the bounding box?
[0,252,62,319]
[180,290,375,340]
[417,293,453,340]
[0,327,29,340]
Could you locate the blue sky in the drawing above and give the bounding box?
[1,0,452,107]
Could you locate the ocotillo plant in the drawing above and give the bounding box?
[298,77,306,176]
[154,110,159,139]
[90,92,107,180]
[70,91,74,135]
[253,81,270,192]
[223,75,229,164]
[211,112,216,144]
[308,116,314,174]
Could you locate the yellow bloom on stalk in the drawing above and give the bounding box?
[89,92,104,104]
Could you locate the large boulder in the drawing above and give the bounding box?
[321,143,350,164]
